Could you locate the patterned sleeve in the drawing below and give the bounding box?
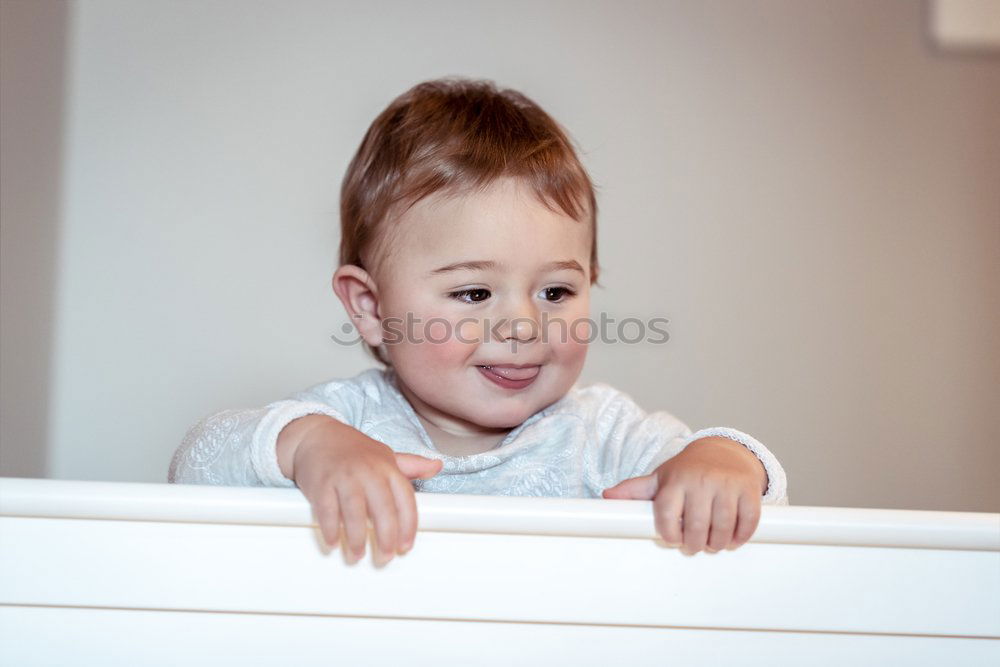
[589,386,789,505]
[168,379,358,487]
[585,384,692,490]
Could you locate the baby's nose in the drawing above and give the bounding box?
[503,301,540,342]
[507,318,537,342]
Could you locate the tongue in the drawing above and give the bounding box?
[485,365,539,381]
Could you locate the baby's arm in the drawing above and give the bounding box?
[169,393,441,564]
[640,426,788,506]
[604,433,770,556]
[168,399,352,487]
[589,387,788,554]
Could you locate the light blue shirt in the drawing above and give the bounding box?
[169,367,788,504]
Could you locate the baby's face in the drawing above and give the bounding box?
[374,176,592,432]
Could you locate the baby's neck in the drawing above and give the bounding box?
[389,369,512,456]
[415,414,510,457]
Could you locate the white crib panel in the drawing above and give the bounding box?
[0,515,997,638]
[1,605,998,667]
[2,479,998,663]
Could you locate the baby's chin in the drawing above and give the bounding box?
[473,414,531,430]
[462,396,559,430]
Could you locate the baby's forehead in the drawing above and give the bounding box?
[408,179,586,233]
[381,229,589,287]
[365,177,592,279]
[413,197,584,247]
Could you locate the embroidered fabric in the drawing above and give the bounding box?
[168,407,270,486]
[168,368,789,505]
[250,401,351,488]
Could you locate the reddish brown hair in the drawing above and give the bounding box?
[339,77,601,366]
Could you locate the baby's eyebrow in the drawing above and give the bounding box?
[429,259,585,276]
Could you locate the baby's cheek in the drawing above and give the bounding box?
[562,331,590,366]
[454,318,482,346]
[422,317,453,345]
[549,313,592,347]
[554,314,591,366]
[418,318,479,362]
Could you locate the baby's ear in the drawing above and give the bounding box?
[332,265,383,346]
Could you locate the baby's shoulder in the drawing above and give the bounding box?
[286,367,394,409]
[547,380,646,422]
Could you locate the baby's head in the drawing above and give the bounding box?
[333,77,600,432]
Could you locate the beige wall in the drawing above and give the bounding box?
[0,0,67,479]
[1,0,997,511]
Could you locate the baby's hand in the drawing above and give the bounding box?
[602,437,767,555]
[285,416,443,565]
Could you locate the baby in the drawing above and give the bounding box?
[169,77,788,567]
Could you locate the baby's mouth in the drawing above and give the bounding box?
[476,364,541,382]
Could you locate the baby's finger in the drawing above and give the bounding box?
[729,493,762,549]
[364,478,400,564]
[706,493,738,553]
[389,472,419,554]
[312,490,341,549]
[337,484,370,563]
[652,483,685,547]
[681,489,712,555]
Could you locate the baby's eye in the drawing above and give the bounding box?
[541,286,576,303]
[449,288,491,304]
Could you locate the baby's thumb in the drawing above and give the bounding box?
[394,453,444,480]
[602,474,658,500]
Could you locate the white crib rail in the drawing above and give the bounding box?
[1,477,998,666]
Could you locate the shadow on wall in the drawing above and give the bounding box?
[0,0,69,477]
